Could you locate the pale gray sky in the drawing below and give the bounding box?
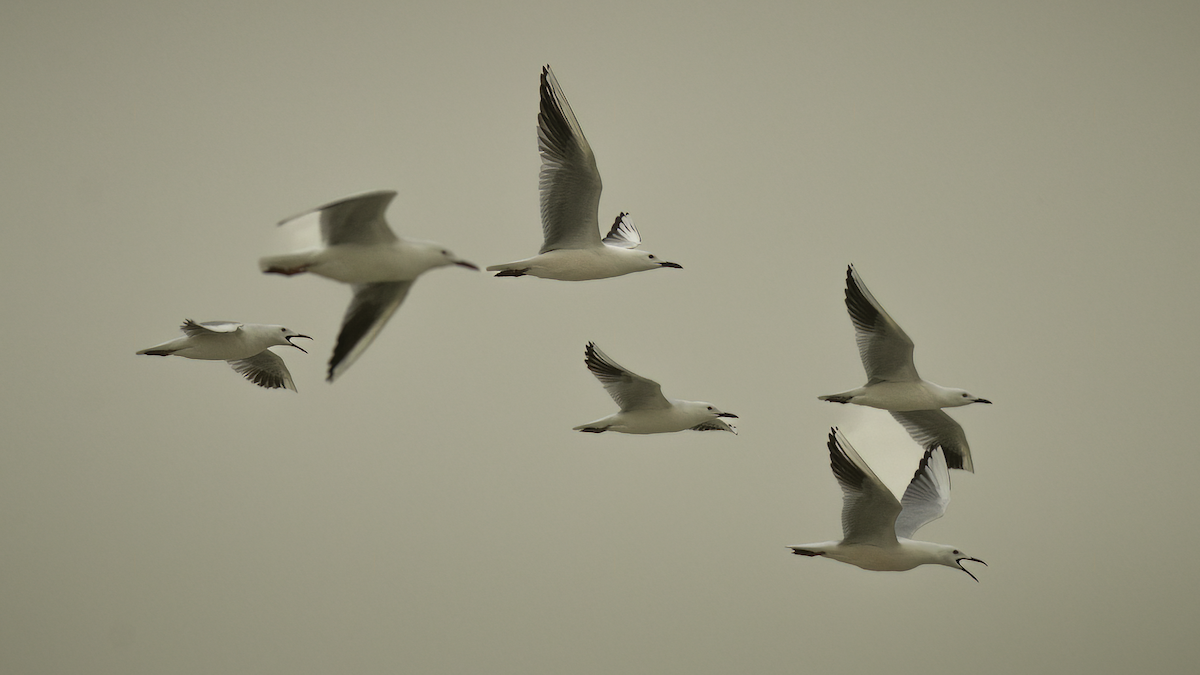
[3,2,1199,673]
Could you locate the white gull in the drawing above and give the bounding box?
[486,65,682,280]
[818,264,990,472]
[573,342,737,434]
[137,319,311,391]
[259,190,478,382]
[789,428,986,581]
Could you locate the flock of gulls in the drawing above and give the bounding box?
[138,65,990,581]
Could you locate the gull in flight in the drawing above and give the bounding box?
[573,342,738,434]
[789,428,987,581]
[259,190,478,382]
[137,319,311,391]
[486,65,682,280]
[818,265,990,472]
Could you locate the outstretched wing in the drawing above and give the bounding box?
[181,320,242,337]
[825,428,901,546]
[601,213,641,249]
[583,342,669,412]
[843,265,919,383]
[538,65,604,253]
[279,190,399,247]
[691,418,737,434]
[889,409,975,472]
[328,281,414,382]
[229,351,297,391]
[894,446,951,539]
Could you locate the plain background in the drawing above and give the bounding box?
[3,2,1199,673]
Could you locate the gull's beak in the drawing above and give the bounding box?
[974,398,993,404]
[717,412,739,419]
[658,261,683,269]
[957,557,987,582]
[455,260,480,271]
[287,334,313,353]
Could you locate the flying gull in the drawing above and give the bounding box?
[259,190,478,382]
[486,65,682,280]
[573,342,738,434]
[818,265,990,471]
[137,319,311,391]
[789,428,986,581]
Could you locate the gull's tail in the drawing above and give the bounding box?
[485,261,530,277]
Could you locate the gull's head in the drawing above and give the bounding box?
[947,388,992,407]
[623,249,682,272]
[937,546,987,582]
[688,401,738,421]
[434,247,480,272]
[267,326,312,353]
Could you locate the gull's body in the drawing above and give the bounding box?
[819,265,990,471]
[259,190,477,382]
[789,428,986,580]
[486,66,681,280]
[137,320,311,391]
[573,342,737,434]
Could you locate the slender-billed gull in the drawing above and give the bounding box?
[486,66,682,280]
[573,342,738,434]
[137,319,311,391]
[259,190,478,382]
[789,428,986,581]
[818,265,990,471]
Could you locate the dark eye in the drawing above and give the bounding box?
[953,549,961,555]
[962,393,969,398]
[648,255,656,259]
[280,328,286,332]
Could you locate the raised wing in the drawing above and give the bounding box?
[327,281,414,382]
[825,428,901,546]
[279,190,399,247]
[583,342,670,412]
[181,319,242,337]
[537,65,604,253]
[601,212,641,249]
[229,351,297,391]
[888,409,975,472]
[894,446,951,539]
[844,265,919,383]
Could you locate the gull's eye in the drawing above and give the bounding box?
[280,328,286,332]
[962,393,969,398]
[648,255,656,259]
[953,549,961,555]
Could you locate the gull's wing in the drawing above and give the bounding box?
[844,265,919,383]
[537,65,603,253]
[894,446,951,539]
[278,190,399,247]
[583,342,670,412]
[825,428,901,546]
[601,213,641,249]
[229,351,297,391]
[181,320,242,337]
[691,419,737,434]
[888,409,975,473]
[327,281,414,382]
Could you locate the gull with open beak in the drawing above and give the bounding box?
[789,428,987,581]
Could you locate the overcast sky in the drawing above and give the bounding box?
[4,2,1199,673]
